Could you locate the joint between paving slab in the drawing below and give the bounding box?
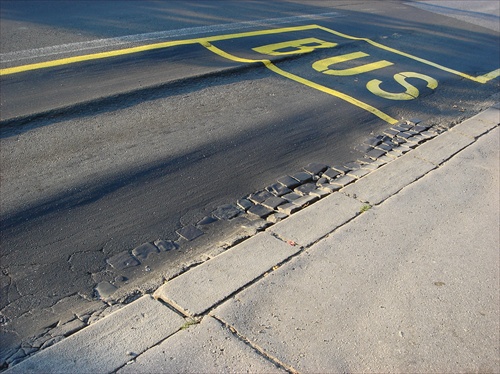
[154,296,196,320]
[268,231,305,249]
[211,315,298,374]
[113,336,163,372]
[153,293,195,319]
[305,204,363,247]
[112,324,185,373]
[111,302,201,372]
[196,247,307,317]
[153,236,308,321]
[338,189,370,204]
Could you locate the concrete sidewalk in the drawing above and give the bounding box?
[5,105,499,373]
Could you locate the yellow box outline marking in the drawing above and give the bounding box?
[1,24,498,124]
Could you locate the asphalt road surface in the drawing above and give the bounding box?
[1,0,499,366]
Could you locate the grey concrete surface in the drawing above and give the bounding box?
[4,295,185,374]
[154,232,301,316]
[213,125,499,373]
[117,316,286,374]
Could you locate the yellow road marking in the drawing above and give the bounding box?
[476,68,500,83]
[1,24,497,84]
[311,52,394,76]
[1,24,497,124]
[315,25,499,84]
[0,25,319,76]
[367,72,439,100]
[251,37,337,56]
[0,40,190,75]
[202,42,399,124]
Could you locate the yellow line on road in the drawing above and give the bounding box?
[476,68,500,83]
[0,25,319,76]
[0,40,188,75]
[202,42,399,124]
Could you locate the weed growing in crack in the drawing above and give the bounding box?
[180,319,200,330]
[360,204,372,213]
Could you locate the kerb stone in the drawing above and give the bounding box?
[270,193,361,247]
[154,233,300,316]
[266,183,292,197]
[277,176,301,189]
[451,107,499,138]
[323,168,341,180]
[292,171,313,183]
[411,130,474,165]
[303,162,328,175]
[236,198,253,211]
[366,148,386,160]
[248,190,273,204]
[294,183,317,195]
[347,169,371,179]
[342,154,435,205]
[317,183,341,193]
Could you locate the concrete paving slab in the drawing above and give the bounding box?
[117,316,286,373]
[269,192,362,247]
[341,154,435,205]
[213,128,499,373]
[154,232,300,316]
[451,107,500,138]
[5,295,186,374]
[411,130,474,165]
